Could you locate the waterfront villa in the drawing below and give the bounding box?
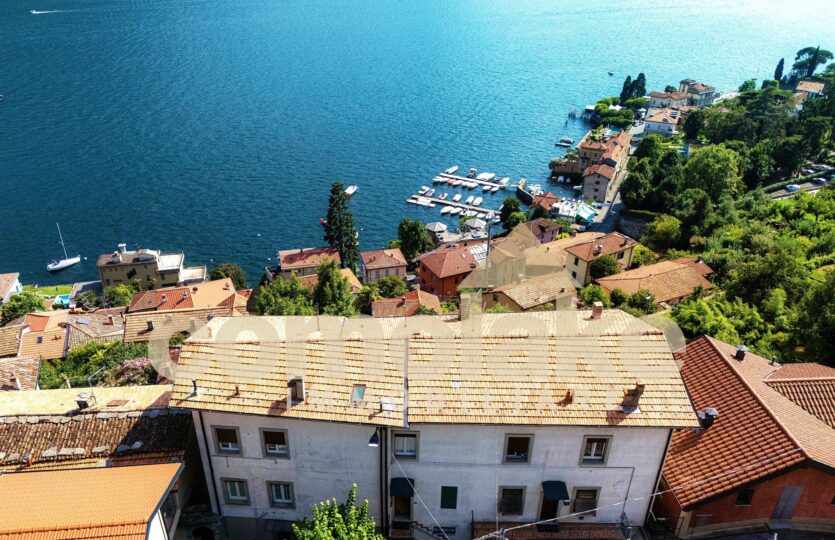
[643,108,682,137]
[562,232,636,287]
[596,258,714,308]
[128,278,248,314]
[652,337,835,538]
[0,273,22,305]
[97,243,206,291]
[583,164,617,203]
[277,247,340,278]
[360,248,408,282]
[170,311,698,540]
[416,244,485,299]
[577,130,632,171]
[679,79,717,106]
[648,91,689,109]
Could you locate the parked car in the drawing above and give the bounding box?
[812,177,828,186]
[786,184,802,192]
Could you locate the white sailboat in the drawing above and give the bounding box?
[47,222,81,271]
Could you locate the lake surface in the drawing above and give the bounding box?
[1,0,833,286]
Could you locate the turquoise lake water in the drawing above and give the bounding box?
[1,0,833,285]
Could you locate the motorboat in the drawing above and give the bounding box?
[482,185,492,192]
[476,213,486,219]
[466,168,477,178]
[425,188,435,197]
[345,185,359,197]
[499,177,510,186]
[491,186,500,193]
[439,193,448,200]
[47,222,81,271]
[440,206,453,214]
[465,195,474,204]
[444,166,459,174]
[453,180,463,186]
[452,194,462,202]
[418,186,430,195]
[449,207,463,215]
[555,137,574,147]
[433,176,445,183]
[476,172,496,182]
[473,197,483,206]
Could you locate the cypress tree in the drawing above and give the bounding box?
[619,75,633,104]
[323,181,359,270]
[633,73,647,98]
[774,58,784,82]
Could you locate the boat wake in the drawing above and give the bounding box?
[30,10,61,14]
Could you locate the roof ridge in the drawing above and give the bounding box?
[598,264,688,281]
[702,336,809,461]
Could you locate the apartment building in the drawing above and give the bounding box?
[97,243,206,290]
[170,310,698,540]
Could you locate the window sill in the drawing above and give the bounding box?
[270,503,295,509]
[225,500,250,506]
[580,459,606,466]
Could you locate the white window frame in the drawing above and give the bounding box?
[393,431,419,460]
[213,426,242,455]
[222,478,250,505]
[580,435,611,465]
[268,481,295,507]
[260,428,289,459]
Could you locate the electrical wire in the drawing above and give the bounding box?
[391,454,451,540]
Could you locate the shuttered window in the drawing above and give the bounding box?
[440,486,458,509]
[572,489,598,516]
[500,488,525,515]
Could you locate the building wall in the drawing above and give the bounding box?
[678,465,835,538]
[644,121,677,136]
[194,411,384,529]
[567,246,634,287]
[99,263,162,290]
[281,265,318,278]
[395,424,672,539]
[148,510,170,540]
[418,269,469,299]
[365,265,407,283]
[1,277,22,304]
[583,173,611,203]
[648,97,687,109]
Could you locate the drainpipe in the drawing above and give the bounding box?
[382,427,390,537]
[197,410,222,515]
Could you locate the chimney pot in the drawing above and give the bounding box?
[107,314,114,325]
[591,301,604,319]
[735,345,748,361]
[698,407,719,429]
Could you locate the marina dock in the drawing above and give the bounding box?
[406,195,496,216]
[437,173,505,189]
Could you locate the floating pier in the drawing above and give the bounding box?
[407,195,496,215]
[437,173,505,189]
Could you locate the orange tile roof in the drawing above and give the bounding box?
[523,218,561,238]
[664,336,835,509]
[371,290,442,317]
[595,259,714,303]
[492,272,576,310]
[645,108,680,124]
[298,268,363,294]
[20,311,70,360]
[128,278,241,313]
[361,249,407,270]
[649,91,688,100]
[0,324,23,357]
[531,192,560,210]
[278,247,340,270]
[0,356,39,391]
[564,233,635,262]
[171,312,698,428]
[763,363,835,427]
[670,257,714,277]
[584,164,616,180]
[417,245,479,279]
[0,462,182,539]
[796,80,825,94]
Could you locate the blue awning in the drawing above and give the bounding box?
[542,481,569,501]
[391,477,414,497]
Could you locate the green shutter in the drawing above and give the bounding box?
[440,486,457,509]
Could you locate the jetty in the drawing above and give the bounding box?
[407,195,496,216]
[437,173,504,189]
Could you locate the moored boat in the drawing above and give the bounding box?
[440,206,452,214]
[444,166,459,175]
[345,185,359,197]
[439,193,448,200]
[491,186,500,193]
[465,195,474,204]
[452,194,462,202]
[482,185,492,192]
[449,207,462,215]
[473,197,483,206]
[466,168,477,178]
[47,222,81,272]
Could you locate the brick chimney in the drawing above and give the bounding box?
[621,382,645,411]
[591,301,604,319]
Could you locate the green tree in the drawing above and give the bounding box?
[293,484,384,540]
[798,271,835,364]
[643,215,682,250]
[1,291,44,323]
[579,285,611,307]
[313,261,356,316]
[626,289,657,315]
[397,219,433,269]
[619,75,633,104]
[632,134,665,162]
[801,116,833,161]
[101,284,134,307]
[609,288,628,307]
[738,79,757,93]
[376,275,408,298]
[683,109,706,140]
[209,263,247,289]
[630,244,658,268]
[664,84,677,93]
[413,304,438,315]
[507,211,528,230]
[323,181,359,270]
[633,73,647,99]
[499,198,522,231]
[485,303,512,313]
[530,205,550,220]
[683,145,743,201]
[589,255,621,280]
[792,46,834,78]
[774,58,785,82]
[255,273,315,315]
[773,135,807,176]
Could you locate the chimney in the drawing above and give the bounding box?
[698,407,719,429]
[160,293,167,304]
[10,373,21,391]
[75,392,96,410]
[288,377,305,404]
[621,236,628,246]
[191,379,198,395]
[146,320,154,332]
[594,244,603,256]
[182,291,188,301]
[106,314,114,326]
[233,385,240,397]
[621,382,645,411]
[591,301,603,319]
[735,345,748,361]
[118,243,127,254]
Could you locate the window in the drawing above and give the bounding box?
[695,515,711,527]
[440,486,458,509]
[616,252,625,260]
[36,336,43,344]
[214,427,241,454]
[735,488,754,506]
[573,257,579,266]
[540,497,558,520]
[454,277,459,284]
[572,488,598,516]
[222,478,249,505]
[571,271,577,279]
[504,435,532,463]
[350,384,366,404]
[393,432,418,459]
[499,487,525,515]
[581,436,610,465]
[261,429,289,458]
[268,482,295,507]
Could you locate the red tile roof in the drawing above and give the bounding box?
[417,245,479,279]
[584,164,616,180]
[361,248,407,270]
[764,363,835,428]
[0,356,39,391]
[649,91,688,100]
[664,336,835,509]
[298,268,363,294]
[564,232,635,261]
[595,259,714,303]
[371,290,442,317]
[531,192,560,210]
[278,247,340,270]
[473,522,625,540]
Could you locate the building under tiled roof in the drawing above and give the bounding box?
[66,309,126,351]
[417,245,480,279]
[564,232,636,262]
[123,306,239,343]
[763,363,835,428]
[491,271,576,310]
[0,324,23,357]
[20,311,69,360]
[663,336,835,509]
[0,356,39,391]
[595,259,714,304]
[0,273,20,301]
[278,246,340,271]
[298,267,363,294]
[371,290,442,317]
[171,311,699,429]
[0,387,190,472]
[0,462,182,540]
[583,164,616,180]
[361,248,407,270]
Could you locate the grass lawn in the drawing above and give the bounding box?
[23,284,73,297]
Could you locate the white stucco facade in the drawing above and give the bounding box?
[194,410,672,538]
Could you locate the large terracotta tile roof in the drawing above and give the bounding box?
[171,312,698,429]
[492,271,577,310]
[361,248,407,270]
[595,259,714,303]
[645,108,680,125]
[531,192,560,210]
[796,80,826,94]
[0,273,19,300]
[649,91,688,100]
[0,324,23,357]
[564,233,636,262]
[128,278,243,313]
[417,245,480,279]
[278,247,340,270]
[763,363,835,428]
[371,290,442,317]
[298,268,363,294]
[663,336,835,509]
[584,164,616,180]
[20,311,70,360]
[0,401,190,472]
[66,309,125,351]
[523,218,562,239]
[670,257,714,277]
[0,384,171,417]
[0,462,182,540]
[123,306,239,343]
[0,356,39,391]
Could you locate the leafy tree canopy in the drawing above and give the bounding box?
[1,291,44,324]
[209,263,247,289]
[293,484,384,540]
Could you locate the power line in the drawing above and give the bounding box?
[392,454,450,540]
